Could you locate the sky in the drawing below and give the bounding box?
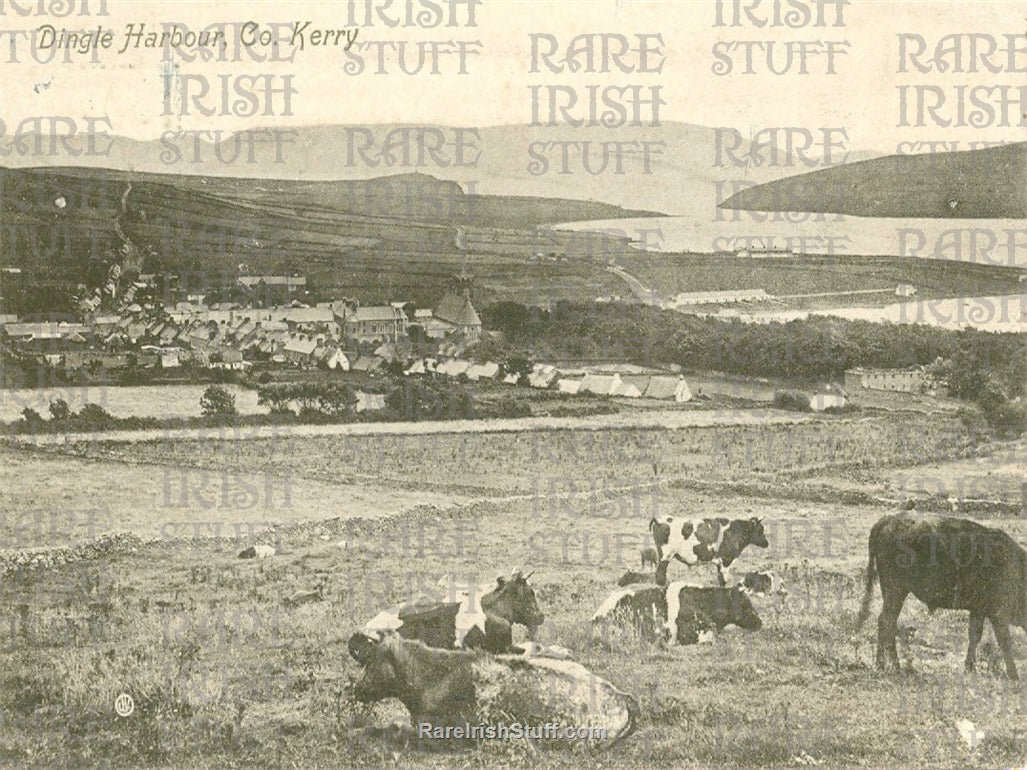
[2,0,1025,154]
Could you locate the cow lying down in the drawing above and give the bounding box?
[351,571,545,656]
[617,568,786,599]
[349,634,638,746]
[594,582,763,645]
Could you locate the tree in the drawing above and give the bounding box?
[257,384,295,414]
[200,385,237,416]
[49,398,72,421]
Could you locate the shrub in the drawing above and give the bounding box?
[386,380,476,421]
[773,390,812,412]
[489,396,532,419]
[20,407,44,426]
[75,403,117,429]
[200,385,237,416]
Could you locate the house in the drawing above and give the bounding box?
[896,284,917,298]
[352,355,385,373]
[466,362,500,381]
[405,359,429,376]
[160,347,182,368]
[580,373,623,397]
[644,376,692,402]
[437,359,472,379]
[355,391,386,412]
[810,385,847,412]
[614,376,647,399]
[283,336,318,365]
[342,306,408,342]
[501,372,520,386]
[557,378,582,395]
[844,367,931,394]
[528,364,559,389]
[321,347,350,371]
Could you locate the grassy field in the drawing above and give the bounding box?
[0,414,1025,769]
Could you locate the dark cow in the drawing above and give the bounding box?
[593,582,762,645]
[349,635,638,744]
[350,571,545,657]
[856,514,1027,680]
[650,516,769,586]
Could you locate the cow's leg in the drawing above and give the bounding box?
[715,559,733,588]
[655,560,669,586]
[876,589,906,671]
[989,618,1019,681]
[964,612,985,673]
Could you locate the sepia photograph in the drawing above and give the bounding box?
[0,1,1024,767]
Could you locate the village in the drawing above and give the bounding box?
[0,264,951,423]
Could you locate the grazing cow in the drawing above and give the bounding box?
[349,635,638,745]
[856,514,1027,680]
[593,583,762,646]
[640,547,659,569]
[650,516,769,586]
[351,570,544,656]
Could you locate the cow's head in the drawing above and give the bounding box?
[349,633,404,703]
[747,517,769,549]
[486,569,545,632]
[724,589,763,630]
[649,517,671,558]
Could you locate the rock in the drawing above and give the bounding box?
[238,544,276,559]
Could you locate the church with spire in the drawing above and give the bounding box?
[432,270,482,341]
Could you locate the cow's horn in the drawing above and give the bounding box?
[524,570,535,579]
[511,566,522,577]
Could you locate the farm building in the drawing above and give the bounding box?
[644,376,692,402]
[810,385,847,412]
[844,367,931,394]
[557,378,582,395]
[665,289,770,308]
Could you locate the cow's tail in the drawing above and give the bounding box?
[855,542,877,630]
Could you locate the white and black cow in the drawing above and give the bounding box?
[593,582,762,646]
[350,570,545,657]
[649,516,769,586]
[740,570,786,597]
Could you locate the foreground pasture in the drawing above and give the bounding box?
[0,420,1023,768]
[0,488,1024,768]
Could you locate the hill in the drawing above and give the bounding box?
[0,165,658,314]
[719,142,1027,218]
[0,123,879,216]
